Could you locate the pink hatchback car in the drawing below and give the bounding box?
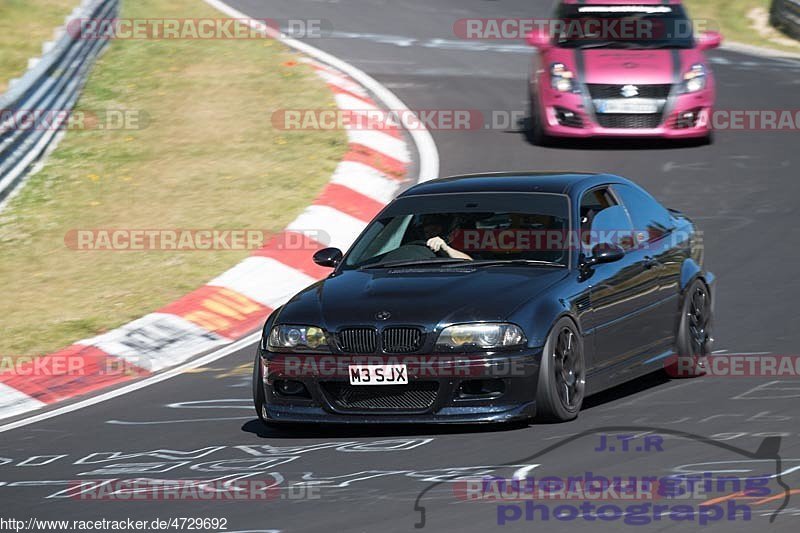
[527,0,721,144]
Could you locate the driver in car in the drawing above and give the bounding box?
[420,214,473,260]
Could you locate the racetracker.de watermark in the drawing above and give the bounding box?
[0,109,148,132]
[63,478,319,501]
[271,109,800,132]
[64,229,331,251]
[66,18,331,40]
[265,355,529,378]
[272,108,486,131]
[666,355,800,378]
[452,17,718,40]
[0,355,146,378]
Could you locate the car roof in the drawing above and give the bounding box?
[398,172,636,198]
[559,0,683,5]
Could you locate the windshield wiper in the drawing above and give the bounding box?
[450,259,566,268]
[358,258,469,270]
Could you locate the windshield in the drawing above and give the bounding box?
[554,4,695,49]
[342,192,571,269]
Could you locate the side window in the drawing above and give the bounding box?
[580,187,635,252]
[613,184,674,247]
[579,187,615,234]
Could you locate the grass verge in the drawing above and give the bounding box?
[0,0,346,357]
[685,0,800,54]
[0,0,79,93]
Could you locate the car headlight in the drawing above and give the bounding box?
[682,64,707,93]
[550,63,578,93]
[436,323,527,352]
[267,325,329,351]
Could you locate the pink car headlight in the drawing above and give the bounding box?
[682,64,707,93]
[550,63,578,93]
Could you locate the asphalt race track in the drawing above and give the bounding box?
[2,1,800,531]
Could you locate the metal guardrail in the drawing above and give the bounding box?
[0,0,119,206]
[771,0,800,40]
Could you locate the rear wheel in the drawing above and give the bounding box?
[668,279,712,378]
[535,318,585,422]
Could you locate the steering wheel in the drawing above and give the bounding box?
[381,242,438,262]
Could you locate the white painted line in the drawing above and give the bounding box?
[17,455,68,466]
[512,464,540,480]
[107,416,252,425]
[0,383,46,420]
[208,257,317,309]
[605,380,700,410]
[731,380,800,400]
[721,41,800,62]
[331,161,400,204]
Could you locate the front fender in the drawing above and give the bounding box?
[510,291,577,350]
[680,259,715,293]
[680,258,702,291]
[680,260,716,315]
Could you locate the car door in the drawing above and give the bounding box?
[613,183,681,355]
[580,187,662,381]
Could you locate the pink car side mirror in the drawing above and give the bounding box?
[696,30,722,51]
[526,29,551,50]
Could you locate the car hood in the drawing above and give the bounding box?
[580,49,679,85]
[276,266,569,330]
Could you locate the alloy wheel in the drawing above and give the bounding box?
[553,326,585,410]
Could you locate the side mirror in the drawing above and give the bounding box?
[526,28,551,50]
[313,247,342,268]
[584,243,625,268]
[696,30,722,51]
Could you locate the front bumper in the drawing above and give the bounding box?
[258,350,542,424]
[536,83,714,139]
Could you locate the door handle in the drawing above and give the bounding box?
[643,256,657,269]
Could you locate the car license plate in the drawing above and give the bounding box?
[595,98,661,114]
[349,364,408,385]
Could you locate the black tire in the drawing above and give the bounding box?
[253,351,268,424]
[535,317,586,422]
[527,89,551,147]
[667,279,712,378]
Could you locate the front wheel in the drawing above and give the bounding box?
[535,318,586,422]
[253,352,269,424]
[527,88,552,147]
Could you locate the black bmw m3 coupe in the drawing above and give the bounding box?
[253,172,715,424]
